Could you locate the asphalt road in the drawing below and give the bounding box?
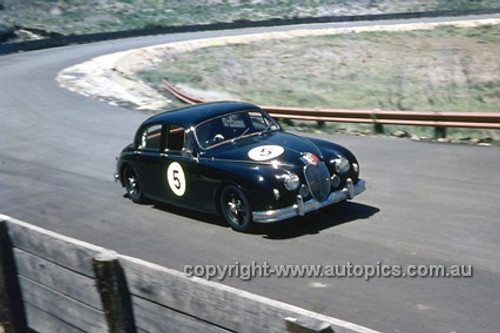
[1,16,500,333]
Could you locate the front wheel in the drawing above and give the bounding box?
[220,185,253,232]
[123,167,145,203]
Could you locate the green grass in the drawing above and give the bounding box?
[140,24,500,110]
[1,0,499,37]
[136,23,500,141]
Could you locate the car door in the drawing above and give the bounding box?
[132,123,167,201]
[158,125,205,207]
[162,125,224,213]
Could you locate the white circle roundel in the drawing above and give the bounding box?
[248,145,284,161]
[167,162,186,196]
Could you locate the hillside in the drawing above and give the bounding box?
[1,0,499,42]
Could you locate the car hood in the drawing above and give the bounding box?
[199,131,324,165]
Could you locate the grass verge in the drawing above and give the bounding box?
[137,23,500,143]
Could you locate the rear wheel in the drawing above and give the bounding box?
[220,185,252,232]
[123,167,145,203]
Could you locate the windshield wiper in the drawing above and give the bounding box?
[230,127,251,143]
[259,121,275,136]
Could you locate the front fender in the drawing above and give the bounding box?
[305,137,360,182]
[305,137,356,161]
[205,160,300,212]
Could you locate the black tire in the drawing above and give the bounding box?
[123,166,145,203]
[220,185,253,232]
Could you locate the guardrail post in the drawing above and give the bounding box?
[374,124,384,134]
[93,251,136,333]
[370,111,384,134]
[0,220,28,333]
[285,316,334,333]
[434,126,447,139]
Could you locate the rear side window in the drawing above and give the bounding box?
[139,124,162,151]
[166,125,186,151]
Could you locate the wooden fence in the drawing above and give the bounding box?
[0,214,378,333]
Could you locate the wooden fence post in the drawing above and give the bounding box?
[0,220,27,333]
[285,316,334,333]
[93,251,136,333]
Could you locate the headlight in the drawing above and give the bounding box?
[334,156,350,174]
[352,163,359,173]
[283,173,300,191]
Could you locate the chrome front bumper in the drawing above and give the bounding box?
[252,179,366,223]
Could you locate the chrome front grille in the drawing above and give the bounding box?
[304,162,331,202]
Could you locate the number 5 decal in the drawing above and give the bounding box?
[248,145,284,161]
[167,162,186,196]
[259,147,272,156]
[172,170,181,189]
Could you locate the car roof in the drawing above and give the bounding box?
[142,101,262,128]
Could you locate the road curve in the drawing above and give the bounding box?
[1,16,500,333]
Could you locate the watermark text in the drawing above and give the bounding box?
[184,261,473,281]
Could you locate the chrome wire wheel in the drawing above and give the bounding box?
[220,185,252,232]
[124,167,144,203]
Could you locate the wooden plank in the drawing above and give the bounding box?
[13,248,102,311]
[3,215,107,277]
[0,219,27,333]
[24,303,85,333]
[18,276,107,333]
[120,255,378,333]
[132,296,230,333]
[285,317,334,333]
[121,255,262,332]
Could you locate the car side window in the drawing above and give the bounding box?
[166,125,186,152]
[221,113,245,128]
[139,124,162,151]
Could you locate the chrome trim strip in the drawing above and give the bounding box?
[252,179,366,223]
[198,157,294,168]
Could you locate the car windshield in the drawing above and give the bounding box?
[194,110,280,150]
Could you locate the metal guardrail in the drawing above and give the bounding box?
[163,80,500,137]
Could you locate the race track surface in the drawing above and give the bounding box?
[1,16,500,333]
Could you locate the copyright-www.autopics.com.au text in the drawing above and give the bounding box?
[184,261,473,281]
